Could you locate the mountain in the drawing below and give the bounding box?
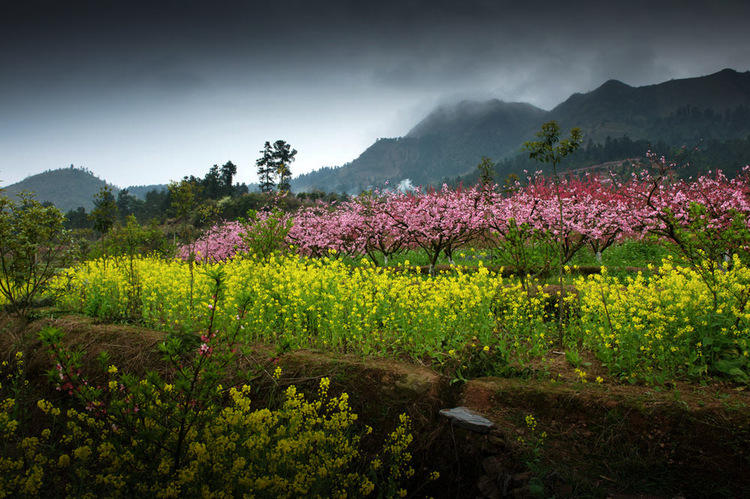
[292,68,750,193]
[125,184,168,200]
[0,167,171,211]
[4,70,748,204]
[0,166,113,212]
[0,167,252,214]
[292,100,546,193]
[550,68,750,143]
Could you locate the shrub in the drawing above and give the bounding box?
[0,193,73,317]
[574,257,750,383]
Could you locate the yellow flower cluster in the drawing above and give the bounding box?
[575,256,750,381]
[0,357,415,497]
[54,255,552,359]
[51,253,750,382]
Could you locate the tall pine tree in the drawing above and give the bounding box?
[272,140,297,193]
[256,142,276,193]
[256,140,297,193]
[220,161,237,197]
[89,186,118,234]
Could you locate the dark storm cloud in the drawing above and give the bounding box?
[1,0,749,186]
[4,0,749,101]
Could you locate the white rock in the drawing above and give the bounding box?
[439,406,494,433]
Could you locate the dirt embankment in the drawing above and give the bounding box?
[2,312,749,498]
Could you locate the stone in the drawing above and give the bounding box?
[488,434,506,447]
[477,475,501,499]
[439,406,495,433]
[482,455,505,478]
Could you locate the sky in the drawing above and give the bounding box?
[1,0,749,188]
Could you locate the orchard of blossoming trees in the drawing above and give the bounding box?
[181,158,750,272]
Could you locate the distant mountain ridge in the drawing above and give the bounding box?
[3,69,749,207]
[292,100,546,193]
[125,184,168,200]
[292,68,750,193]
[550,68,750,143]
[0,167,168,212]
[1,167,113,212]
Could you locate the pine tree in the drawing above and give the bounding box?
[89,186,118,234]
[256,140,297,193]
[220,161,237,196]
[272,140,297,193]
[256,142,276,193]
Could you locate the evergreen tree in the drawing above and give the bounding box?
[141,189,170,222]
[256,140,297,194]
[64,207,90,230]
[89,186,118,234]
[220,161,237,197]
[116,189,141,220]
[203,165,221,199]
[256,142,276,193]
[272,140,297,193]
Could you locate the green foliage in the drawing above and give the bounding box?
[485,218,556,290]
[85,216,172,318]
[476,156,495,186]
[168,179,201,224]
[441,338,509,384]
[525,121,583,341]
[167,178,205,250]
[137,188,171,223]
[94,216,171,260]
[115,188,148,223]
[256,140,297,194]
[216,191,307,220]
[63,206,91,230]
[0,193,72,317]
[240,209,294,260]
[89,186,118,235]
[524,121,583,168]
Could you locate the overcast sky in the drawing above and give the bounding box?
[1,0,749,187]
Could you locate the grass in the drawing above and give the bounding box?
[342,239,678,284]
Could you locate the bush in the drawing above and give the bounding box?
[240,209,294,260]
[0,193,73,317]
[574,257,750,383]
[0,352,415,497]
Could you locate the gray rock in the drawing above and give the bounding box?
[439,406,495,433]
